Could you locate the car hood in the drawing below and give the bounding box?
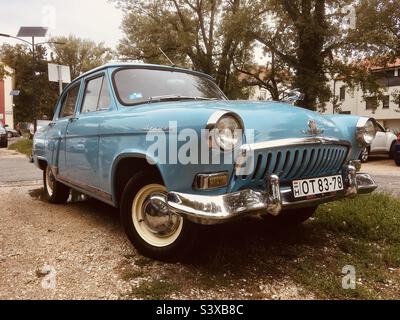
[129,100,345,143]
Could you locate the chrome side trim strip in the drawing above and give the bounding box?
[57,175,113,204]
[242,136,351,151]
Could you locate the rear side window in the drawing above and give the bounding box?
[81,75,111,113]
[59,84,80,118]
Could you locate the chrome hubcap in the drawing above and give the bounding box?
[141,193,181,237]
[132,184,183,247]
[46,167,55,195]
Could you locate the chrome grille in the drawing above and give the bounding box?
[239,144,349,183]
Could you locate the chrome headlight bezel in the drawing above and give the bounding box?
[356,118,377,146]
[206,111,244,151]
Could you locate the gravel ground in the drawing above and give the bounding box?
[0,185,316,300]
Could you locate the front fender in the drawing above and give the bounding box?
[323,114,371,159]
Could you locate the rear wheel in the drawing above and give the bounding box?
[263,206,317,227]
[120,172,198,261]
[43,166,70,204]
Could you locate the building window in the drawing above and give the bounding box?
[382,95,390,109]
[365,97,378,110]
[339,86,346,101]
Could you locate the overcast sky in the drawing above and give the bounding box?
[0,0,267,64]
[0,0,124,49]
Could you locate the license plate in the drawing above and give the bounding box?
[292,175,344,199]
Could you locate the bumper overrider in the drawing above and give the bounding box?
[167,164,377,225]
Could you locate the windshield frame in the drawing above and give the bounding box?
[111,66,227,107]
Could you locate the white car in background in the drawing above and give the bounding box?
[359,122,397,162]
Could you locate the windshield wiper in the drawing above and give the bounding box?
[147,95,219,103]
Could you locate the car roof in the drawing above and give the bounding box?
[71,62,216,84]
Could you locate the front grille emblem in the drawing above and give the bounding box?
[302,119,324,135]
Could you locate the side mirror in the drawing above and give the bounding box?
[284,89,305,105]
[386,128,391,133]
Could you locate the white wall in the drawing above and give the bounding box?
[325,75,400,130]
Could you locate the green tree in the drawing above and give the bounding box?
[49,35,114,79]
[351,0,400,62]
[248,0,360,109]
[0,43,59,123]
[114,0,266,98]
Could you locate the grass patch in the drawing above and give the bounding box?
[315,193,400,243]
[8,139,33,156]
[132,279,178,300]
[288,193,400,299]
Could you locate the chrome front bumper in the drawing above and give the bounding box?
[167,167,377,225]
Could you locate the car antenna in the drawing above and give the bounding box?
[159,48,175,67]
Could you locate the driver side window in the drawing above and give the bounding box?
[59,84,80,118]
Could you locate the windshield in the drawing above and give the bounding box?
[113,68,226,106]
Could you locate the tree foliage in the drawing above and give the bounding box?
[49,35,114,80]
[0,44,59,122]
[351,0,400,62]
[114,0,267,98]
[0,36,113,124]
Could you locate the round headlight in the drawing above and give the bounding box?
[357,119,377,146]
[212,114,243,151]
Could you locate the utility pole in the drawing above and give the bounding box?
[32,36,37,132]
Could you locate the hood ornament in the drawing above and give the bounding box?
[302,119,324,135]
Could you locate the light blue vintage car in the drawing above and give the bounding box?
[33,63,378,260]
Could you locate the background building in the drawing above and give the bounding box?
[325,59,400,130]
[0,65,14,129]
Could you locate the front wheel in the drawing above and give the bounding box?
[120,172,198,261]
[43,166,70,204]
[263,206,317,227]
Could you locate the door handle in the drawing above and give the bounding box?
[69,117,79,123]
[48,122,55,128]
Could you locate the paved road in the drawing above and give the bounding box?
[0,148,42,186]
[362,156,400,197]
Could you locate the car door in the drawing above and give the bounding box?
[64,72,112,190]
[45,83,81,176]
[370,122,386,153]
